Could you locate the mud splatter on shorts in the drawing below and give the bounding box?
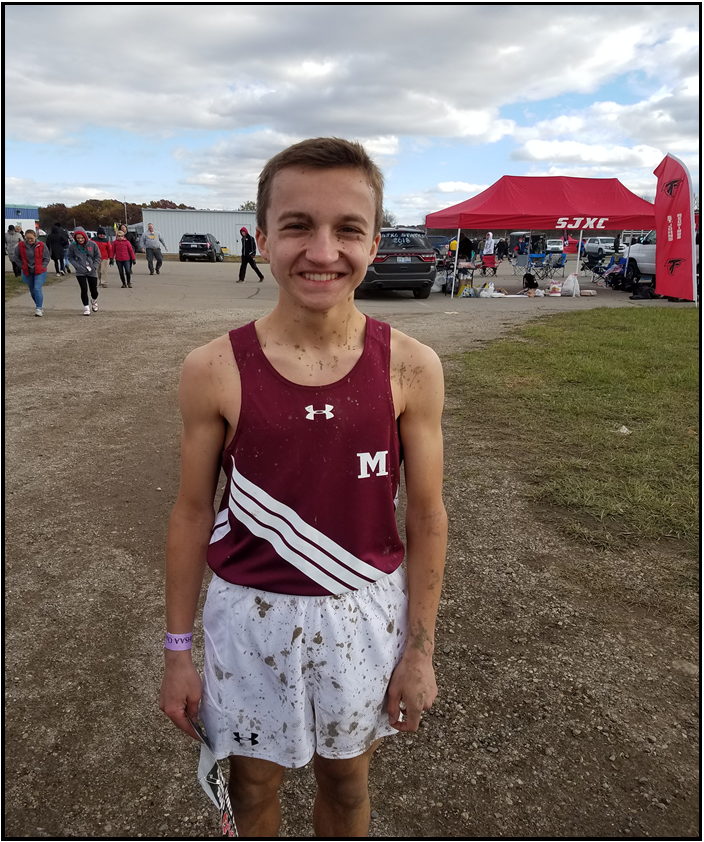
[199,566,408,768]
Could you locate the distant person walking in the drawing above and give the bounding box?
[45,223,69,276]
[95,227,112,287]
[119,224,139,256]
[68,227,101,316]
[110,228,136,288]
[5,225,23,277]
[14,228,51,316]
[237,226,264,282]
[140,223,168,275]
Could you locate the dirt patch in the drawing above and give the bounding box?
[4,304,698,838]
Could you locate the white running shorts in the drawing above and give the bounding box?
[199,566,408,769]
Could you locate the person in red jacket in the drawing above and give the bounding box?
[109,229,137,288]
[95,227,112,287]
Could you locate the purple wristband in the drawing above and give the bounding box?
[165,632,193,651]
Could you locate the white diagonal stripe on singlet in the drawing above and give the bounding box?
[209,507,231,545]
[229,457,386,586]
[228,496,356,595]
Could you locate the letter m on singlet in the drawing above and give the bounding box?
[357,451,389,479]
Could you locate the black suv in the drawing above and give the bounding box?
[358,228,437,298]
[179,233,225,262]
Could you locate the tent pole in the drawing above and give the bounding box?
[577,229,584,275]
[451,227,460,297]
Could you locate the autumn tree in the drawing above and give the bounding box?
[39,198,196,230]
[238,200,257,212]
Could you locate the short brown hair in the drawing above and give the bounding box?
[256,137,384,234]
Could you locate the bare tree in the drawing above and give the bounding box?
[381,207,397,227]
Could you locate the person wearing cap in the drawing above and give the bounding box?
[95,228,112,287]
[237,226,264,283]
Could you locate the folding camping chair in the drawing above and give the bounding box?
[480,254,497,276]
[531,254,551,281]
[512,253,530,275]
[580,253,603,277]
[550,253,567,277]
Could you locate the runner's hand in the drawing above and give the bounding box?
[387,651,438,732]
[159,652,202,740]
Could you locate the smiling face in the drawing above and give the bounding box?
[25,230,36,244]
[75,233,86,245]
[256,166,380,313]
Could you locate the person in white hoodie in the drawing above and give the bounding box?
[482,232,495,256]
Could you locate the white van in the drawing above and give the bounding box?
[625,229,700,282]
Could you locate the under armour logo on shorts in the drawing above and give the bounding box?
[233,732,259,745]
[305,405,334,420]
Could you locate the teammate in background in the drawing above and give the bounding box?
[140,223,168,275]
[159,137,447,837]
[237,226,265,282]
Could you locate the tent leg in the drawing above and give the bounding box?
[451,228,460,297]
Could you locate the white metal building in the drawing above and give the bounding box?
[140,208,257,255]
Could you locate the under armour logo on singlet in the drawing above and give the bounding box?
[305,404,334,420]
[233,732,259,745]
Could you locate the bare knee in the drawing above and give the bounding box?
[313,742,379,809]
[228,755,285,806]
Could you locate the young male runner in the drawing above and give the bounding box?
[159,137,447,837]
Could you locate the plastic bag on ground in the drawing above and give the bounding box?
[561,273,580,297]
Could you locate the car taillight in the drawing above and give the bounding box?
[373,255,389,263]
[418,253,436,262]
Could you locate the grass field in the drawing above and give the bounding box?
[452,307,700,561]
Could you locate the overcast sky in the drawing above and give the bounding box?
[4,4,700,225]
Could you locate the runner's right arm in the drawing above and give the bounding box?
[159,344,227,738]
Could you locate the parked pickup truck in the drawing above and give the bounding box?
[624,230,700,282]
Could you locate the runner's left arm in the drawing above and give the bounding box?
[387,339,447,732]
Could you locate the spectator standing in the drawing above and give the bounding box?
[496,238,508,261]
[237,226,264,282]
[95,227,111,287]
[140,223,168,275]
[613,234,621,256]
[5,225,23,277]
[517,236,527,255]
[119,224,139,256]
[14,228,51,316]
[482,232,495,257]
[68,227,101,316]
[110,228,136,287]
[45,223,69,276]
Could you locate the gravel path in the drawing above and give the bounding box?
[4,260,698,837]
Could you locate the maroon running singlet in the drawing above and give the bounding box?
[206,316,405,596]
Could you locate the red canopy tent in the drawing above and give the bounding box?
[426,175,656,293]
[425,175,656,231]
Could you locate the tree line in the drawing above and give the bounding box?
[38,199,197,232]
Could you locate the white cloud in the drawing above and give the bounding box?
[437,182,487,194]
[3,4,698,220]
